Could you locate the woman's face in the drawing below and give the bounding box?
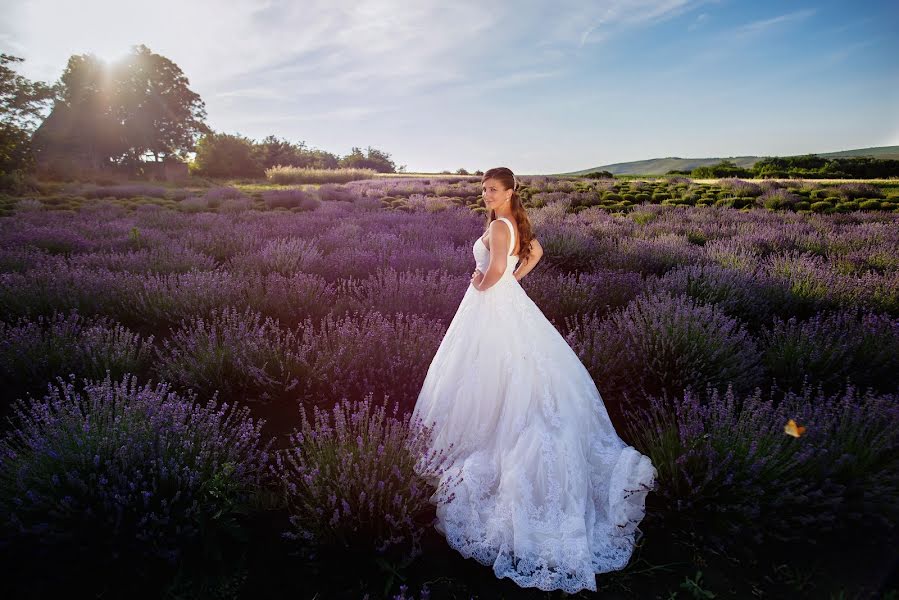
[481,178,512,211]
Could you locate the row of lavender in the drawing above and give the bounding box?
[0,198,897,595]
[7,175,899,218]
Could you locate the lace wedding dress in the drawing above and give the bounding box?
[411,216,658,594]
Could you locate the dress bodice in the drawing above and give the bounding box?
[473,216,520,276]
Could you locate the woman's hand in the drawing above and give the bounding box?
[471,268,484,288]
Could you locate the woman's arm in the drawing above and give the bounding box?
[514,238,543,281]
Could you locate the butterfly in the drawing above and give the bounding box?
[784,418,806,438]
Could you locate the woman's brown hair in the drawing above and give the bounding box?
[481,167,535,268]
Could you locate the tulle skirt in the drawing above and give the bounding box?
[411,276,657,594]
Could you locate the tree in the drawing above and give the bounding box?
[253,135,342,170]
[32,45,208,172]
[193,132,263,178]
[339,145,396,172]
[112,45,209,163]
[255,135,306,169]
[0,54,55,174]
[33,53,127,170]
[585,170,614,179]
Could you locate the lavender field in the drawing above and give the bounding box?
[1,176,898,599]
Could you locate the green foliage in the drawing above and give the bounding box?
[691,160,753,178]
[1,54,55,175]
[584,170,615,179]
[0,54,56,131]
[752,154,899,178]
[254,135,339,170]
[859,199,882,210]
[338,146,397,173]
[193,132,264,178]
[32,46,208,170]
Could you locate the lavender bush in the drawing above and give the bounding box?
[242,271,339,327]
[648,262,775,327]
[204,186,248,206]
[718,178,763,197]
[0,265,127,322]
[759,308,899,395]
[610,234,705,276]
[299,311,446,411]
[521,269,646,329]
[0,372,271,570]
[334,267,468,324]
[759,188,803,211]
[317,183,358,203]
[622,382,899,552]
[535,223,604,273]
[228,237,324,276]
[0,310,154,402]
[271,396,459,563]
[834,183,884,200]
[567,291,764,401]
[262,188,321,211]
[154,306,311,403]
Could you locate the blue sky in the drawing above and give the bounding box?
[3,0,898,173]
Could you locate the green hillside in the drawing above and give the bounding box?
[559,145,899,176]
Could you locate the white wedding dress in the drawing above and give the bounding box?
[411,216,658,594]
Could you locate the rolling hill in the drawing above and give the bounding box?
[558,145,899,176]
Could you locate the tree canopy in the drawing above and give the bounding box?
[0,54,55,175]
[33,45,209,170]
[338,146,397,173]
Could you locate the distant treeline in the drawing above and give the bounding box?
[192,134,400,178]
[665,156,899,179]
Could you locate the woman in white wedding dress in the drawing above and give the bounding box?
[410,167,658,594]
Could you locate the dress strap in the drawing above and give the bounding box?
[496,217,515,256]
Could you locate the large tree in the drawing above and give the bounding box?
[112,45,208,163]
[33,45,208,170]
[0,54,55,174]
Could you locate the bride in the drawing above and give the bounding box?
[410,167,658,594]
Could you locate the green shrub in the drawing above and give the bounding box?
[686,230,707,245]
[193,132,264,178]
[859,199,881,211]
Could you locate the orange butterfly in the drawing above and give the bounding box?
[784,418,806,438]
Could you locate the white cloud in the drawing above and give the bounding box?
[732,8,817,38]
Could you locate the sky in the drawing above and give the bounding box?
[2,0,898,174]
